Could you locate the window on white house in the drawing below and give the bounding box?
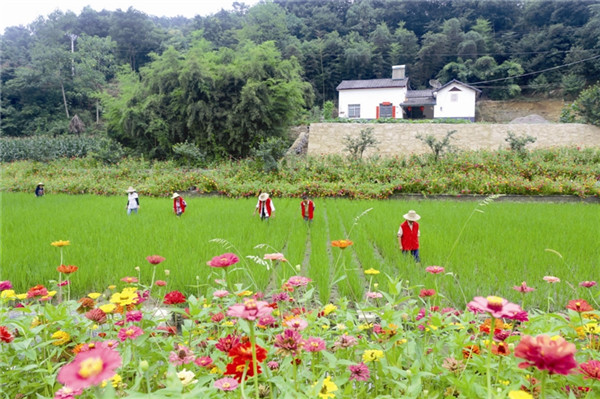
[451,93,458,102]
[379,104,393,118]
[348,104,360,118]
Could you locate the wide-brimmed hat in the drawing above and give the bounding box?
[38,182,44,186]
[126,186,136,193]
[259,193,269,201]
[172,193,180,199]
[403,210,421,221]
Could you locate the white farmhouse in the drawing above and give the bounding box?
[336,66,481,121]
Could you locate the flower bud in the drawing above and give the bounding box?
[135,266,140,272]
[374,283,379,289]
[164,269,170,276]
[139,360,149,371]
[295,264,301,272]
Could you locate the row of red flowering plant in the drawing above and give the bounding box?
[1,242,600,398]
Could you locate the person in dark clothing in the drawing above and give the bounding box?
[35,183,44,197]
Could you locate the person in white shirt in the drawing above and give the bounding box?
[126,187,140,215]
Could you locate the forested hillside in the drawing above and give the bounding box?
[1,0,599,159]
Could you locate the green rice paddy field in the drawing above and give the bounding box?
[1,192,599,309]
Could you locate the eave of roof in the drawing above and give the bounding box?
[336,78,408,90]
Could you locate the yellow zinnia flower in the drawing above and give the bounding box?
[51,240,70,247]
[323,304,337,316]
[88,293,101,299]
[584,323,600,335]
[1,290,16,299]
[314,376,338,399]
[508,391,533,399]
[362,349,384,363]
[364,268,380,275]
[110,287,138,306]
[51,330,71,345]
[16,293,28,300]
[101,374,122,388]
[99,303,117,313]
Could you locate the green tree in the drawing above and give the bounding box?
[571,84,600,126]
[343,127,379,160]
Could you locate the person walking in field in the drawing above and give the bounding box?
[254,192,275,221]
[398,210,421,263]
[126,187,139,215]
[35,182,44,197]
[301,194,315,223]
[172,193,187,216]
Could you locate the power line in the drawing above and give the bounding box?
[469,53,600,85]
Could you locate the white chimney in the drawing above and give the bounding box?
[392,65,405,80]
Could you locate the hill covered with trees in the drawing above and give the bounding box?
[1,0,599,159]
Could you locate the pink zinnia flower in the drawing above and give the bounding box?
[163,290,186,305]
[272,292,290,302]
[58,280,70,287]
[467,296,527,320]
[169,344,195,365]
[155,280,167,287]
[120,276,138,283]
[264,253,287,262]
[304,337,326,352]
[85,309,107,324]
[514,334,577,375]
[419,289,436,297]
[213,289,229,298]
[332,334,358,350]
[146,255,165,265]
[125,310,143,322]
[195,356,213,368]
[117,326,143,342]
[214,377,239,391]
[284,317,308,331]
[579,359,600,380]
[267,361,280,370]
[513,282,535,293]
[348,362,370,381]
[227,299,273,321]
[543,276,560,283]
[207,253,239,268]
[274,329,305,357]
[366,291,383,299]
[286,276,312,287]
[211,312,225,322]
[257,315,276,328]
[56,347,122,390]
[580,281,597,288]
[54,386,83,399]
[425,266,445,274]
[0,280,13,291]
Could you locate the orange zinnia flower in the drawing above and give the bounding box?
[462,345,480,359]
[491,342,511,356]
[57,264,78,274]
[331,239,353,249]
[51,240,70,247]
[567,299,594,313]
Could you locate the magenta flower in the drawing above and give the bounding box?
[0,280,13,291]
[57,347,122,390]
[195,356,213,368]
[580,281,597,288]
[514,334,577,375]
[146,255,165,265]
[579,359,600,380]
[467,296,527,320]
[227,299,273,321]
[543,276,560,283]
[215,334,241,353]
[366,291,383,299]
[214,377,239,391]
[125,310,143,323]
[207,253,239,268]
[348,362,371,381]
[272,292,290,302]
[274,329,305,357]
[425,266,445,274]
[213,289,229,298]
[58,280,70,287]
[54,386,83,399]
[304,337,326,352]
[283,317,308,331]
[419,289,436,297]
[286,276,312,287]
[117,326,144,342]
[169,344,195,366]
[257,315,276,328]
[513,281,535,293]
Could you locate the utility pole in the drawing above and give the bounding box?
[66,33,78,76]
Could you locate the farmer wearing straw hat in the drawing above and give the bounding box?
[35,182,45,197]
[126,187,139,215]
[398,210,421,263]
[253,192,275,221]
[172,193,187,216]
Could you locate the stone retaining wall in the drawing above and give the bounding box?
[307,123,600,157]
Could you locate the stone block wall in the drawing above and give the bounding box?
[307,123,600,157]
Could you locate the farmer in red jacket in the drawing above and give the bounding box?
[172,192,187,216]
[254,192,275,221]
[301,195,315,223]
[398,210,420,263]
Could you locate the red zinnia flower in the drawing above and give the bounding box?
[27,284,48,298]
[0,326,14,343]
[216,334,241,353]
[514,334,577,375]
[146,255,165,265]
[207,253,239,268]
[163,290,186,305]
[56,347,122,390]
[224,357,262,382]
[419,289,436,297]
[57,265,78,274]
[228,341,267,362]
[566,299,594,312]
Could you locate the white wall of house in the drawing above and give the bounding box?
[338,87,406,119]
[434,83,477,120]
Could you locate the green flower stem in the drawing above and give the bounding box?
[486,316,495,399]
[149,265,157,294]
[248,321,260,399]
[540,371,546,399]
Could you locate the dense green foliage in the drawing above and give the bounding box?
[2,148,599,198]
[2,0,600,157]
[0,135,106,162]
[3,193,599,309]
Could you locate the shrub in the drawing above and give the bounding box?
[416,130,457,162]
[172,141,206,167]
[342,127,379,160]
[505,131,537,155]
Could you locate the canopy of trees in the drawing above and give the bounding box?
[1,0,599,158]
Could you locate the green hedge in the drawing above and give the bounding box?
[0,135,105,162]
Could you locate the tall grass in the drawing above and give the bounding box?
[1,193,598,309]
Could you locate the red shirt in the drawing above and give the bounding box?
[400,221,419,250]
[301,200,314,219]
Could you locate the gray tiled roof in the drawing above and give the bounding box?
[336,78,408,90]
[401,89,436,106]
